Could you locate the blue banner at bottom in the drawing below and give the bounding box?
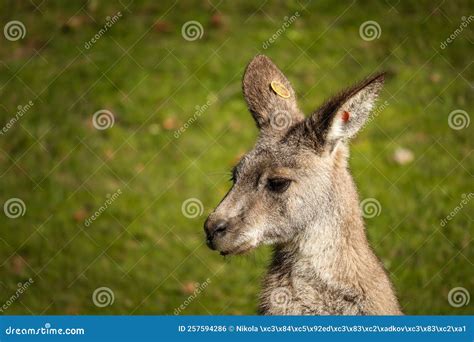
[0,316,472,341]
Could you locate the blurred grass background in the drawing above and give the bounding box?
[0,0,472,314]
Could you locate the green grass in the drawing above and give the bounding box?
[0,0,472,315]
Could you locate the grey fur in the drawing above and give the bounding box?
[204,55,402,315]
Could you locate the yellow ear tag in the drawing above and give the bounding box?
[270,80,291,99]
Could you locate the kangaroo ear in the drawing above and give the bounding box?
[307,73,385,149]
[243,55,304,131]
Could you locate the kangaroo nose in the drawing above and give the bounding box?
[204,218,229,248]
[213,220,228,235]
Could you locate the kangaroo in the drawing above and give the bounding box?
[204,55,402,315]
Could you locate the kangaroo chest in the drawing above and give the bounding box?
[259,267,367,315]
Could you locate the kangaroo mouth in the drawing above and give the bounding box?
[219,242,254,256]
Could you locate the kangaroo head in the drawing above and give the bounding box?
[204,55,385,255]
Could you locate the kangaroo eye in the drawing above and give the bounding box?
[267,178,291,193]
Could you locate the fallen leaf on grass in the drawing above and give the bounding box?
[61,15,90,33]
[211,13,225,28]
[393,147,414,165]
[10,255,27,275]
[104,148,115,161]
[73,208,89,222]
[429,72,441,83]
[154,20,172,33]
[181,282,198,295]
[162,116,179,130]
